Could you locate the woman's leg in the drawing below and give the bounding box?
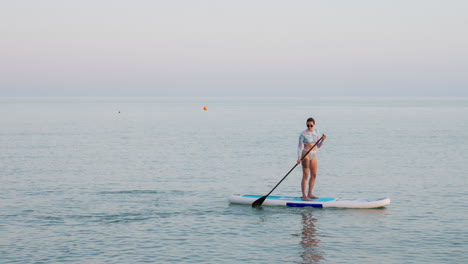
[308,156,319,199]
[301,158,311,201]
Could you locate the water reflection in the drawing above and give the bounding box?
[296,208,390,263]
[298,212,324,263]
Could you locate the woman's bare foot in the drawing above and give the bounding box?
[309,194,319,199]
[302,196,312,201]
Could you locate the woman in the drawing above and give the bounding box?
[297,117,327,201]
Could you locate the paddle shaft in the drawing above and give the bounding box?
[252,135,325,207]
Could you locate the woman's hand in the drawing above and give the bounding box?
[322,134,327,140]
[297,158,302,164]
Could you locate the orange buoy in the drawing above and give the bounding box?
[203,106,208,111]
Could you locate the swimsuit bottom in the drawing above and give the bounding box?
[302,149,317,160]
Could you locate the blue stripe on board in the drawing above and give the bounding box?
[287,203,323,208]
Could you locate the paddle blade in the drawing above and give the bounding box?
[252,195,268,207]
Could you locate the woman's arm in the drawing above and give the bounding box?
[297,133,304,159]
[316,130,324,148]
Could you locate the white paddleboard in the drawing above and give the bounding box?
[228,194,390,208]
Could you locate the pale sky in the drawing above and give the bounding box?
[1,0,467,97]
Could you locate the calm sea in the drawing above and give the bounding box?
[1,97,467,263]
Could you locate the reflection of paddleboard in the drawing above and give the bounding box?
[227,194,391,208]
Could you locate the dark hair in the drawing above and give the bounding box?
[306,117,315,124]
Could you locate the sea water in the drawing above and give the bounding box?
[1,97,467,263]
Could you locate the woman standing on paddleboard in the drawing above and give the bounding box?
[297,117,326,201]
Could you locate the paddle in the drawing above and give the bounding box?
[252,135,325,207]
